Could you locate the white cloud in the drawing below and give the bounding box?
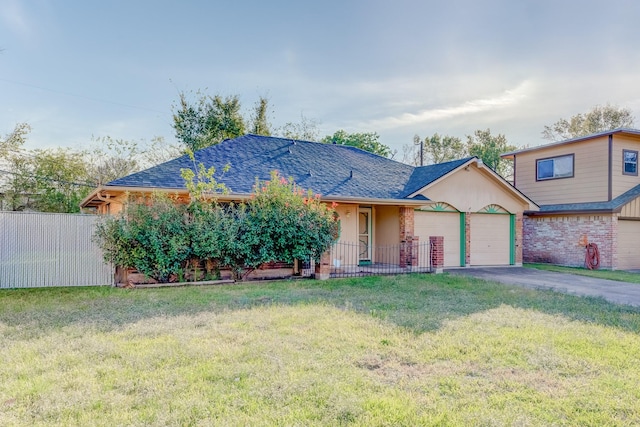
[361,80,534,130]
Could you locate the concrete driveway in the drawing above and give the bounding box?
[446,267,640,307]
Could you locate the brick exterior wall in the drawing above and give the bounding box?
[523,214,617,269]
[399,207,417,268]
[314,251,331,280]
[515,212,523,265]
[399,207,414,241]
[430,236,444,273]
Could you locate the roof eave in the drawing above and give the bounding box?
[525,208,617,216]
[80,185,431,208]
[501,128,640,158]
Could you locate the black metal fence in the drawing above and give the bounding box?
[327,241,432,278]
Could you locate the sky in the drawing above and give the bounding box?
[2,0,640,157]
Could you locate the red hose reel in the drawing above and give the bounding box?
[584,242,600,270]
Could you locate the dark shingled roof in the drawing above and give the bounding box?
[108,134,470,200]
[536,183,640,213]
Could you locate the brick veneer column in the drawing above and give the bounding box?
[515,212,523,265]
[411,236,419,269]
[314,251,331,280]
[399,207,415,268]
[399,207,414,240]
[430,236,444,274]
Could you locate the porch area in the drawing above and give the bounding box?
[324,241,433,278]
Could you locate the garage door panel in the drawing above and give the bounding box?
[414,212,461,268]
[618,220,640,270]
[470,214,510,266]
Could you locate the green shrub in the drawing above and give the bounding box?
[94,171,339,283]
[236,171,340,269]
[95,194,190,282]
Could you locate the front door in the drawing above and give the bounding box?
[358,207,372,264]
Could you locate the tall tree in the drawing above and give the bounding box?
[0,122,31,159]
[30,148,92,213]
[172,91,246,151]
[278,113,320,141]
[402,133,466,166]
[2,155,35,211]
[3,147,93,212]
[249,96,272,136]
[400,136,422,166]
[424,133,466,164]
[1,123,34,211]
[321,130,392,157]
[139,136,183,169]
[543,104,635,141]
[88,136,181,185]
[466,129,516,179]
[89,136,141,185]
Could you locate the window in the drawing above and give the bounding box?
[536,154,574,181]
[623,150,638,176]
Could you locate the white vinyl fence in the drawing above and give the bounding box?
[0,211,113,288]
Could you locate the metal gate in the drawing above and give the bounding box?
[328,241,432,278]
[0,212,112,288]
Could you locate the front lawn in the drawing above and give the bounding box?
[1,274,640,425]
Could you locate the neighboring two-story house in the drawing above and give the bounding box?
[502,128,640,270]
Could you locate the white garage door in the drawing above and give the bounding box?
[470,214,511,266]
[414,211,462,267]
[618,220,640,270]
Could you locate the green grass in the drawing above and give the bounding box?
[1,274,640,425]
[526,262,640,284]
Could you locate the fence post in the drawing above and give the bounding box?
[430,236,444,274]
[314,250,331,280]
[411,236,419,271]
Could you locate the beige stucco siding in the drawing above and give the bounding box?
[374,206,400,264]
[420,165,526,213]
[334,203,358,244]
[514,136,609,205]
[612,134,640,199]
[332,203,359,267]
[375,206,400,246]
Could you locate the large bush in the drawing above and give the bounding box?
[94,171,340,282]
[237,171,339,268]
[95,194,190,282]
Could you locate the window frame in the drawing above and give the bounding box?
[623,149,638,176]
[535,154,575,181]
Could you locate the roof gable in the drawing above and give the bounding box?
[402,157,474,197]
[409,158,538,212]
